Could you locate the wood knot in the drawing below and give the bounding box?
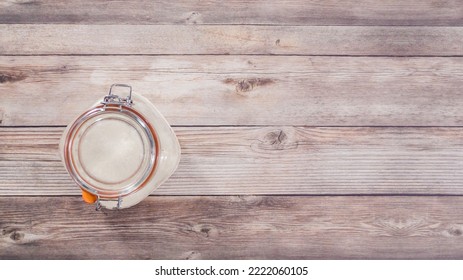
[182,251,201,260]
[265,130,287,145]
[0,72,27,83]
[185,11,202,24]
[223,78,275,96]
[252,129,298,151]
[237,79,253,93]
[2,228,27,243]
[10,231,24,241]
[448,228,462,236]
[190,224,218,238]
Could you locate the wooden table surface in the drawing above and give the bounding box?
[1,0,463,259]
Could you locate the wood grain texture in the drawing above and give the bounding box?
[2,127,463,195]
[2,25,463,55]
[1,0,462,26]
[2,0,463,261]
[2,56,463,126]
[1,196,463,259]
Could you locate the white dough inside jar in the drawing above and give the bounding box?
[69,109,154,194]
[78,118,145,186]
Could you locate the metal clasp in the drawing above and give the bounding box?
[95,196,123,211]
[101,84,133,108]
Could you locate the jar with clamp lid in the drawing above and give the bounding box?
[60,84,181,210]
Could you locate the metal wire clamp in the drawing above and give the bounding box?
[101,84,133,108]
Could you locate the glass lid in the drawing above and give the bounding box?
[63,85,158,200]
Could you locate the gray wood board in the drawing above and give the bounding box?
[2,127,463,195]
[2,56,463,126]
[1,196,463,259]
[1,0,462,26]
[2,25,463,55]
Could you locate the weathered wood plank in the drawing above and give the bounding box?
[2,25,463,55]
[1,196,463,259]
[2,127,463,195]
[2,56,463,126]
[1,0,462,26]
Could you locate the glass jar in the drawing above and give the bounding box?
[60,84,181,210]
